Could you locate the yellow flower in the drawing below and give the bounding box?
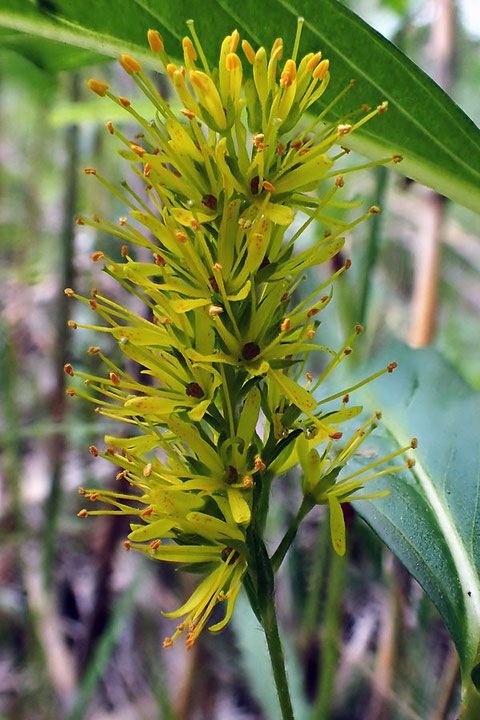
[72,19,405,645]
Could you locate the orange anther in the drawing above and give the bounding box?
[280,59,296,88]
[109,372,120,385]
[148,29,164,53]
[329,432,343,440]
[106,121,114,134]
[77,509,88,518]
[87,79,109,97]
[119,96,131,107]
[89,445,99,457]
[64,363,74,377]
[387,362,398,373]
[84,168,97,175]
[91,251,104,262]
[120,54,142,74]
[313,59,329,80]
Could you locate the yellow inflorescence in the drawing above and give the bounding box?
[68,20,412,647]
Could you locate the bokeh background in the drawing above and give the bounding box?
[1,0,479,718]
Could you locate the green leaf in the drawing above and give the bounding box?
[1,0,479,211]
[350,341,480,681]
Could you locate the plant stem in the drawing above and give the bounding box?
[246,527,295,719]
[271,497,314,572]
[261,591,296,720]
[459,680,480,720]
[312,542,346,719]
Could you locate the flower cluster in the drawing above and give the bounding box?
[68,19,414,647]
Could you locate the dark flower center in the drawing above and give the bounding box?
[185,382,204,398]
[242,342,260,361]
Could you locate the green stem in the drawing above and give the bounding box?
[312,543,346,719]
[246,527,295,719]
[261,591,296,720]
[459,680,480,720]
[271,497,314,573]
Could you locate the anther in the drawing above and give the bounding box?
[254,456,266,472]
[387,362,398,373]
[392,154,403,163]
[362,104,371,113]
[106,121,114,135]
[89,299,97,310]
[369,205,381,214]
[377,101,388,113]
[67,321,77,329]
[280,318,291,332]
[343,394,350,404]
[89,445,99,457]
[150,539,161,550]
[77,509,88,518]
[163,638,174,648]
[329,432,343,440]
[410,438,418,449]
[120,54,142,74]
[148,29,164,53]
[307,308,319,317]
[243,475,254,489]
[64,287,74,297]
[344,347,352,355]
[123,541,131,550]
[84,168,97,175]
[180,108,195,120]
[91,251,104,262]
[76,217,85,225]
[110,372,120,385]
[307,328,315,339]
[263,180,275,193]
[143,463,153,477]
[280,59,296,88]
[121,245,128,257]
[242,39,256,64]
[141,506,154,516]
[313,59,329,80]
[355,324,364,334]
[226,53,241,71]
[119,96,131,107]
[209,305,223,316]
[345,258,352,270]
[407,458,416,468]
[88,346,101,354]
[338,124,353,136]
[64,363,74,377]
[335,175,344,188]
[155,254,165,266]
[66,388,76,397]
[182,36,197,61]
[130,143,146,157]
[87,79,109,97]
[375,411,382,419]
[213,262,223,272]
[175,229,188,243]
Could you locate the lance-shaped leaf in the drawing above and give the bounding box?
[350,341,480,694]
[2,0,479,212]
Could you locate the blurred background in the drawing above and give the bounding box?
[1,0,479,718]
